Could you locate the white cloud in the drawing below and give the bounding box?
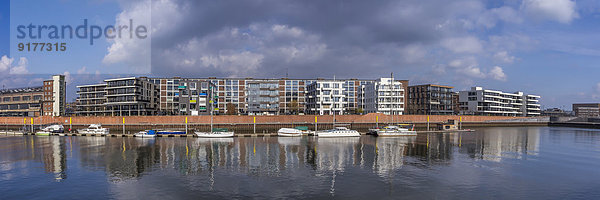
[10,58,29,74]
[522,0,579,24]
[77,66,88,74]
[0,55,13,72]
[103,0,152,73]
[489,66,507,81]
[493,51,515,63]
[441,36,483,54]
[0,56,29,74]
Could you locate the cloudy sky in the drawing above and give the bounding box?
[1,0,600,109]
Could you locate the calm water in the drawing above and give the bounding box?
[1,127,600,199]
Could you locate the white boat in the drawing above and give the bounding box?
[277,128,302,137]
[77,124,110,134]
[195,130,234,138]
[134,130,156,138]
[375,125,417,137]
[316,127,361,137]
[36,124,65,136]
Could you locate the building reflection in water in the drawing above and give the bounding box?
[455,127,540,161]
[0,127,545,185]
[0,135,68,181]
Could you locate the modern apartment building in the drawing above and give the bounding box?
[0,87,43,117]
[306,80,347,115]
[245,80,279,115]
[146,77,370,115]
[458,87,541,116]
[361,78,408,115]
[175,79,216,115]
[41,75,67,116]
[75,83,107,116]
[149,78,216,115]
[572,103,600,117]
[76,77,163,117]
[407,84,454,115]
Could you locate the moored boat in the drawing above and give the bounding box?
[316,127,361,137]
[277,128,302,137]
[134,130,156,138]
[195,128,234,138]
[78,124,110,134]
[375,124,417,137]
[36,124,65,136]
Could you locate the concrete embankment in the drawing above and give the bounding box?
[0,113,546,135]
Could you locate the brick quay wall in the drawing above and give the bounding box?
[0,113,543,134]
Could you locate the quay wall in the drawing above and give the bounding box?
[0,114,540,134]
[0,113,527,125]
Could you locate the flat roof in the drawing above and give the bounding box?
[104,77,138,82]
[77,83,107,88]
[0,86,43,94]
[409,84,454,88]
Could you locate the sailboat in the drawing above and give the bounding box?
[195,96,234,138]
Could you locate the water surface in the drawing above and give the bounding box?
[1,127,599,199]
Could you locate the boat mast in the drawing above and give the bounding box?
[391,72,394,125]
[333,75,336,128]
[210,86,214,133]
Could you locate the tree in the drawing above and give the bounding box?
[288,100,299,115]
[226,103,237,115]
[356,108,364,115]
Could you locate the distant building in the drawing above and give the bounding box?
[541,108,571,117]
[104,77,159,116]
[407,84,454,115]
[458,87,541,116]
[76,83,107,116]
[0,87,43,117]
[175,79,217,116]
[452,92,460,114]
[361,77,408,115]
[572,103,600,117]
[42,75,66,116]
[306,80,346,115]
[76,77,159,116]
[246,80,279,115]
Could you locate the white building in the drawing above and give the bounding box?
[42,75,67,116]
[306,80,346,115]
[458,87,541,116]
[361,78,406,115]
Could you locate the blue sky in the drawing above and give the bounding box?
[1,0,600,109]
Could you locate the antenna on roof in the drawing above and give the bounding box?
[286,67,289,78]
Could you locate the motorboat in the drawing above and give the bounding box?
[316,127,361,137]
[134,130,156,138]
[195,128,234,138]
[36,124,64,136]
[375,124,417,137]
[78,124,110,134]
[277,128,302,137]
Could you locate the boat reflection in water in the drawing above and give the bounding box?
[3,127,600,199]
